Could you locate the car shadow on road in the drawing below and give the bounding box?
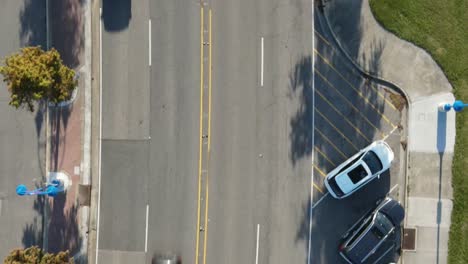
[102,0,132,32]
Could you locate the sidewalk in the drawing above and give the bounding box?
[319,0,455,263]
[45,0,92,262]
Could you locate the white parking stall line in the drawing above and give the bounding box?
[260,37,264,87]
[255,224,260,264]
[145,204,149,252]
[149,19,152,66]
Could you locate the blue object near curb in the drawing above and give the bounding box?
[452,100,468,112]
[16,179,64,197]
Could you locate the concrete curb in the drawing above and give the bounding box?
[316,5,411,262]
[75,0,93,262]
[87,0,102,263]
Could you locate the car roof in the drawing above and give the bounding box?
[335,161,370,194]
[345,226,383,263]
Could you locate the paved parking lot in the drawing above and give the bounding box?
[310,15,407,264]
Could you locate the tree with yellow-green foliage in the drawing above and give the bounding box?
[3,246,74,264]
[0,46,77,112]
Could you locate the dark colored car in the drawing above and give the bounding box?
[153,254,180,264]
[339,198,405,264]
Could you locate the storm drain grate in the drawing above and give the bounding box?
[402,227,417,251]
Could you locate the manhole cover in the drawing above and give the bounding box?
[402,227,417,251]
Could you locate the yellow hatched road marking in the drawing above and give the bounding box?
[314,29,331,46]
[315,128,348,159]
[314,164,327,178]
[315,69,387,138]
[314,146,336,167]
[314,49,398,125]
[315,107,359,151]
[313,182,324,194]
[314,47,398,111]
[315,89,371,142]
[315,47,398,111]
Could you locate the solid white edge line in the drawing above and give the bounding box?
[307,1,315,264]
[149,19,152,66]
[255,224,260,264]
[95,7,103,264]
[145,204,149,252]
[260,37,264,86]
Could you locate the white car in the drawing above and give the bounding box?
[324,140,394,199]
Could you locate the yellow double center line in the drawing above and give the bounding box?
[196,7,212,264]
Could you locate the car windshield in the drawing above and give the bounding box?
[347,216,372,246]
[371,226,385,240]
[348,165,368,184]
[362,151,383,174]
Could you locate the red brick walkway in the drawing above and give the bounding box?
[46,0,84,256]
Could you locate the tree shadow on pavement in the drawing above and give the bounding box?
[22,194,46,248]
[49,105,72,172]
[47,193,82,258]
[288,56,313,166]
[34,102,47,181]
[50,0,85,69]
[19,0,46,47]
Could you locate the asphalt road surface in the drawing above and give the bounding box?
[207,0,313,264]
[99,0,199,263]
[99,0,315,263]
[0,0,47,260]
[99,0,150,262]
[147,0,200,262]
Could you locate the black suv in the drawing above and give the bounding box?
[339,198,405,264]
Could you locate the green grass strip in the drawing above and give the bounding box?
[369,1,468,263]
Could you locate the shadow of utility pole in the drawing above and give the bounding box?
[436,110,447,264]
